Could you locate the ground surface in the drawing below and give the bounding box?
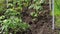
[20,0,58,34]
[0,0,59,34]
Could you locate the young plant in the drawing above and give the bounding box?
[29,0,44,17]
[0,0,30,34]
[1,17,30,34]
[4,9,20,16]
[30,12,38,17]
[29,0,43,11]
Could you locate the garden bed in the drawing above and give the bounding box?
[0,0,58,34]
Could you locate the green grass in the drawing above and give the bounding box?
[55,0,60,28]
[55,9,60,27]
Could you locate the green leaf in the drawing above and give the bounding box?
[0,16,5,20]
[18,23,30,30]
[30,12,38,17]
[29,4,34,9]
[4,9,20,16]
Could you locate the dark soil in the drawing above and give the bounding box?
[16,0,59,34]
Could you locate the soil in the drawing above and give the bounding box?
[16,0,58,34]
